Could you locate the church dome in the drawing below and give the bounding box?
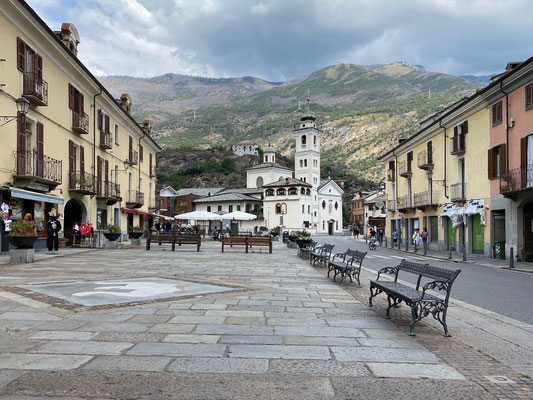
[300,113,316,122]
[263,146,275,153]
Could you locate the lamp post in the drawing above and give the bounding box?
[0,97,30,126]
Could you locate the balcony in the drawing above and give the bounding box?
[99,130,112,149]
[72,111,89,134]
[387,200,396,211]
[148,197,159,213]
[69,170,96,195]
[417,150,433,170]
[450,183,466,202]
[23,72,48,106]
[413,189,439,208]
[451,135,465,155]
[150,166,156,178]
[128,150,138,166]
[397,195,412,211]
[96,181,121,205]
[500,166,533,198]
[126,190,144,208]
[398,161,412,178]
[387,169,395,182]
[14,150,62,189]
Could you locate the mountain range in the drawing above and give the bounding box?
[100,62,484,183]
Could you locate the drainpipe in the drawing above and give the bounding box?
[92,87,102,179]
[499,80,510,172]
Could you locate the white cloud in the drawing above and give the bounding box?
[26,0,533,80]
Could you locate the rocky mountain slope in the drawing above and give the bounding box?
[101,62,483,183]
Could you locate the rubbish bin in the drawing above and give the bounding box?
[494,241,505,259]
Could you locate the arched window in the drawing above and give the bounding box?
[300,188,305,195]
[301,135,307,145]
[299,160,303,167]
[279,176,284,181]
[288,187,298,195]
[265,189,275,197]
[275,203,287,214]
[277,188,286,196]
[314,135,317,145]
[256,176,264,188]
[304,159,308,167]
[335,201,339,210]
[322,201,326,209]
[306,189,311,195]
[265,155,268,162]
[275,203,282,214]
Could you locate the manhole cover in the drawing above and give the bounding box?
[21,277,234,307]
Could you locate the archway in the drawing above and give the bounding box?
[63,198,87,242]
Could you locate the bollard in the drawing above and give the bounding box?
[510,247,514,268]
[448,246,452,260]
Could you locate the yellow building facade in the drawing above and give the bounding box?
[381,93,492,257]
[0,1,160,249]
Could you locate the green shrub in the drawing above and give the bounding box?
[9,221,36,236]
[259,226,268,231]
[292,230,311,238]
[104,224,121,234]
[130,226,143,231]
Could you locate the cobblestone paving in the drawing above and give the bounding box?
[0,241,515,399]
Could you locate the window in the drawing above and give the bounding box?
[314,135,317,146]
[302,205,305,213]
[335,202,339,210]
[492,101,503,126]
[68,84,84,116]
[308,205,310,213]
[304,159,307,167]
[288,187,298,195]
[277,188,286,196]
[488,144,506,179]
[139,145,143,162]
[307,189,311,195]
[256,176,264,187]
[301,135,306,145]
[207,206,211,212]
[300,188,305,194]
[115,124,119,145]
[526,83,533,111]
[237,205,241,211]
[299,160,303,167]
[229,205,233,212]
[276,204,282,214]
[322,200,326,209]
[265,189,275,196]
[275,203,287,214]
[265,155,268,162]
[218,205,222,211]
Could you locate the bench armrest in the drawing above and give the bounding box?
[421,280,450,300]
[376,266,398,281]
[331,252,345,262]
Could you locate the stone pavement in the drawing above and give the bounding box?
[0,240,529,399]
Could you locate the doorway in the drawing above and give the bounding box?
[64,198,86,242]
[328,221,334,235]
[523,202,533,261]
[471,214,484,254]
[127,213,134,232]
[447,217,456,251]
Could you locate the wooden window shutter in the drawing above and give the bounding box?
[129,136,133,160]
[104,160,109,196]
[388,161,394,170]
[521,136,528,188]
[80,145,85,176]
[35,54,43,80]
[97,156,102,195]
[453,126,458,137]
[526,84,533,110]
[16,112,26,174]
[36,122,44,177]
[105,114,110,133]
[149,153,153,174]
[68,140,74,188]
[17,37,25,72]
[98,110,103,131]
[500,144,507,175]
[68,84,75,110]
[487,149,493,179]
[462,120,468,134]
[427,141,433,163]
[79,93,84,113]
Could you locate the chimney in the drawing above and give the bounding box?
[120,93,132,114]
[143,119,151,135]
[60,23,80,57]
[285,177,290,185]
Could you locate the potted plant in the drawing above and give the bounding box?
[103,224,121,241]
[129,225,144,239]
[270,226,281,237]
[8,220,38,249]
[58,237,69,248]
[293,230,312,248]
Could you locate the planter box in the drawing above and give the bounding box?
[8,235,38,249]
[295,238,312,248]
[103,232,121,241]
[58,241,67,248]
[129,231,143,239]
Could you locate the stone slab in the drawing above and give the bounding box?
[195,324,274,336]
[167,357,269,374]
[228,344,331,360]
[148,324,195,334]
[269,359,371,377]
[35,340,133,355]
[0,312,61,321]
[267,318,327,326]
[169,316,226,324]
[162,334,220,343]
[0,370,22,389]
[284,336,359,346]
[29,331,96,341]
[219,335,283,345]
[127,342,226,357]
[80,322,151,333]
[224,316,266,325]
[325,319,396,329]
[91,332,166,343]
[275,326,364,338]
[83,355,171,372]
[126,314,172,324]
[367,362,466,380]
[0,354,92,370]
[331,346,441,363]
[357,338,424,349]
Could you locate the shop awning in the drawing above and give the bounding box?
[10,188,64,204]
[151,213,173,221]
[123,208,148,215]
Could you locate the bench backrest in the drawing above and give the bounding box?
[176,235,201,242]
[223,236,247,244]
[248,237,271,244]
[346,249,366,265]
[304,241,317,250]
[319,244,334,257]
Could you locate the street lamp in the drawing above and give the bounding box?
[0,97,30,126]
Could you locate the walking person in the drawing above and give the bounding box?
[391,229,398,248]
[47,215,61,253]
[355,227,359,239]
[422,227,429,254]
[413,228,421,253]
[378,227,384,246]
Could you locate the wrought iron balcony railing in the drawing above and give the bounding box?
[128,150,138,165]
[397,195,412,210]
[15,150,62,185]
[72,111,89,134]
[500,166,533,194]
[387,200,396,211]
[100,130,112,149]
[69,170,96,194]
[450,183,466,202]
[417,150,433,170]
[398,161,412,178]
[413,189,439,207]
[387,169,395,182]
[23,72,48,106]
[126,190,144,207]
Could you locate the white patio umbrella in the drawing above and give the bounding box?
[222,211,257,220]
[174,211,223,220]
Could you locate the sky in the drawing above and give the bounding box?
[27,0,533,82]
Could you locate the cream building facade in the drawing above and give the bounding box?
[0,1,160,249]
